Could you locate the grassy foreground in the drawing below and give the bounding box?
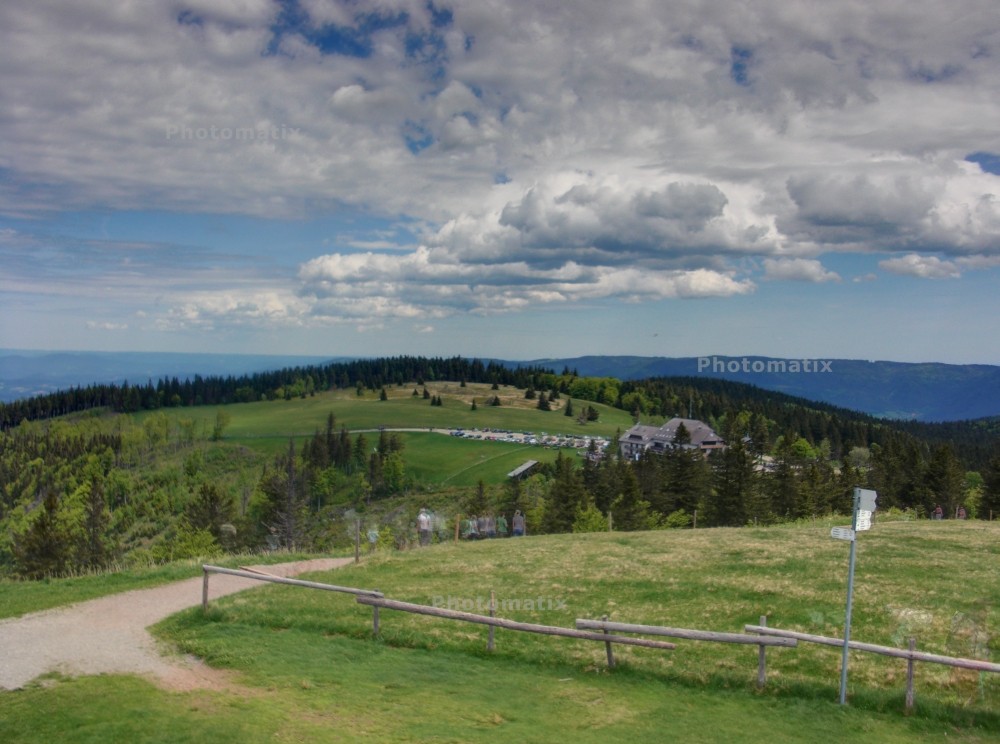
[2,521,999,742]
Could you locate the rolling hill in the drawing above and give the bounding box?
[526,355,1000,422]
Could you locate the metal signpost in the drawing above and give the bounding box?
[836,487,877,705]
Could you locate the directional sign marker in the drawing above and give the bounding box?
[830,527,855,541]
[855,510,873,531]
[856,488,878,512]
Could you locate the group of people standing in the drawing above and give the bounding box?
[461,510,526,540]
[932,504,968,520]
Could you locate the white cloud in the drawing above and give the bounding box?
[879,254,961,279]
[3,1,1000,343]
[763,258,841,283]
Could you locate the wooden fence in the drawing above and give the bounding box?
[355,594,676,666]
[577,616,797,688]
[744,622,1000,711]
[200,564,382,612]
[198,566,997,714]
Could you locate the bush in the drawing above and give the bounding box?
[572,505,608,533]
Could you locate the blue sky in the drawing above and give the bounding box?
[2,0,1000,364]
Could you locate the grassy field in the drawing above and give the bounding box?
[3,520,997,742]
[134,381,635,486]
[141,382,634,441]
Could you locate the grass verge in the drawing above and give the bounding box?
[0,552,331,620]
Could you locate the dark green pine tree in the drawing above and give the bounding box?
[467,479,491,515]
[186,482,235,541]
[542,451,587,533]
[920,444,966,517]
[981,450,1000,520]
[610,459,653,531]
[13,489,72,579]
[663,445,712,517]
[78,474,116,570]
[564,398,574,417]
[706,420,755,527]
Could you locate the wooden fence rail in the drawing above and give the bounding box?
[201,565,383,612]
[578,616,797,688]
[354,594,676,666]
[744,623,1000,712]
[577,619,798,647]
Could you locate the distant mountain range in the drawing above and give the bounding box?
[0,350,334,404]
[523,355,1000,422]
[2,350,998,422]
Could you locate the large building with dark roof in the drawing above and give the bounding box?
[619,417,725,460]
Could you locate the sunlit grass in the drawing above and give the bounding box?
[154,521,1000,728]
[4,522,998,742]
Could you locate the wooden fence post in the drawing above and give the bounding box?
[454,515,460,543]
[757,615,768,688]
[693,510,697,529]
[488,591,496,652]
[906,637,916,714]
[354,519,360,564]
[603,615,616,669]
[202,567,210,612]
[373,589,381,635]
[608,511,613,532]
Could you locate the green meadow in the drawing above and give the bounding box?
[3,520,998,743]
[137,381,635,484]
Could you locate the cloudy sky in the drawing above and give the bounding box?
[2,0,1000,364]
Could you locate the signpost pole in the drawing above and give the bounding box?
[837,487,877,705]
[838,489,860,705]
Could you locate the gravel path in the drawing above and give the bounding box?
[0,558,353,692]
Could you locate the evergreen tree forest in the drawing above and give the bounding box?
[0,410,405,578]
[2,356,998,579]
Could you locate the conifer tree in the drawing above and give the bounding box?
[13,489,71,579]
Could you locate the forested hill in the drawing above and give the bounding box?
[2,354,999,471]
[617,376,1000,472]
[526,355,1000,422]
[0,356,552,429]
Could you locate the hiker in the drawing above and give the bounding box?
[417,508,432,546]
[957,505,967,519]
[462,515,479,540]
[485,514,496,538]
[496,513,508,538]
[477,514,489,537]
[932,504,944,520]
[512,509,525,537]
[366,526,379,552]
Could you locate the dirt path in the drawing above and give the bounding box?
[0,558,353,692]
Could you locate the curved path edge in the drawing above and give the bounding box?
[0,557,353,692]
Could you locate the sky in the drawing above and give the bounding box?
[2,0,1000,364]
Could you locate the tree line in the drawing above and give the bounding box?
[498,415,1000,536]
[0,356,557,429]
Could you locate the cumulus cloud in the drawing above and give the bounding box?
[879,254,961,279]
[762,258,841,282]
[3,1,1000,336]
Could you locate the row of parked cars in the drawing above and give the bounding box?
[450,427,609,452]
